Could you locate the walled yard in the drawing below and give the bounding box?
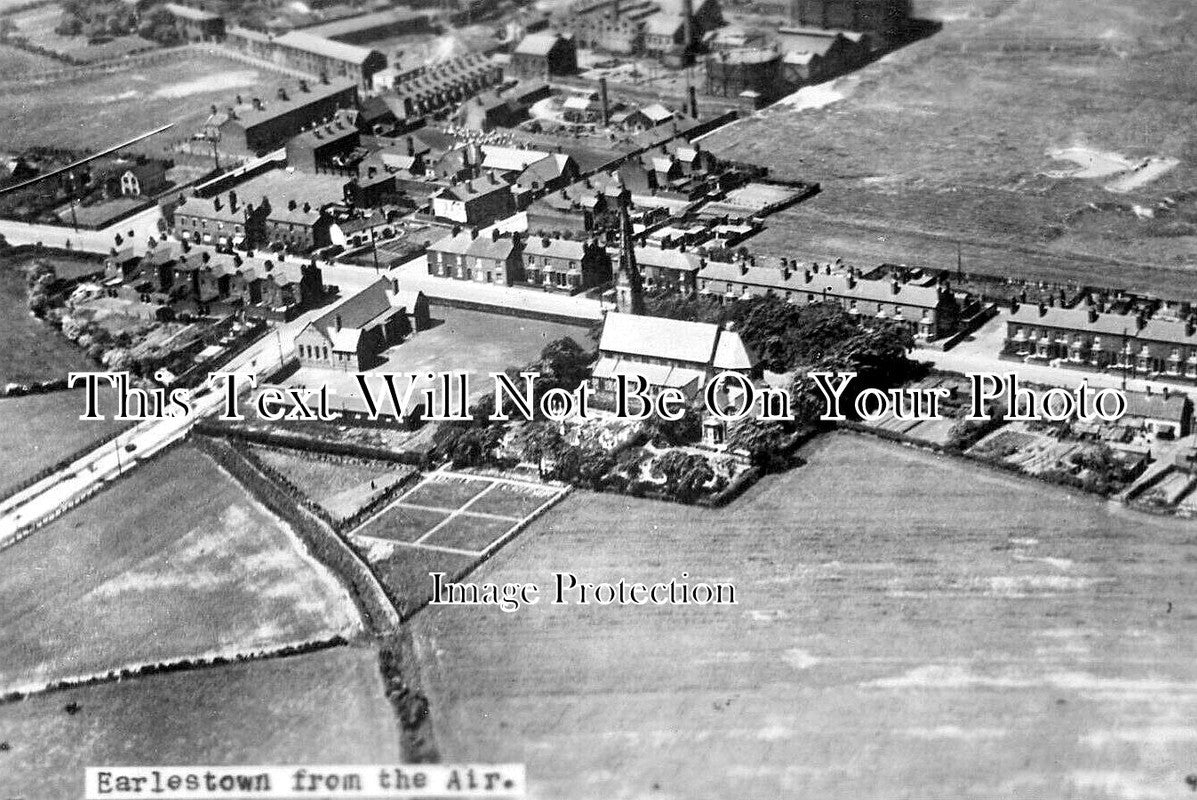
[0,445,360,695]
[412,433,1197,800]
[0,645,402,800]
[705,0,1197,297]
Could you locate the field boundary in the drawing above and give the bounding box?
[193,434,402,635]
[0,635,348,704]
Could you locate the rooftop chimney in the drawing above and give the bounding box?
[288,199,297,211]
[277,87,289,102]
[335,314,342,330]
[252,97,262,111]
[470,228,479,240]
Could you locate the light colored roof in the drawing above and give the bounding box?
[698,260,944,309]
[634,246,703,273]
[598,313,720,365]
[297,9,427,40]
[713,329,756,370]
[645,13,684,36]
[165,3,221,22]
[515,32,565,56]
[525,236,586,260]
[429,229,518,260]
[274,30,381,66]
[638,103,674,124]
[436,174,512,201]
[481,145,550,173]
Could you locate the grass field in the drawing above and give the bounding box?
[412,433,1197,800]
[0,389,127,500]
[250,446,417,521]
[0,645,401,799]
[0,43,59,74]
[0,253,96,385]
[0,445,360,694]
[0,52,282,151]
[705,0,1197,296]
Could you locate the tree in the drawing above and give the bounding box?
[536,336,591,393]
[726,418,796,471]
[652,450,715,502]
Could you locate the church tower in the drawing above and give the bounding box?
[614,175,645,315]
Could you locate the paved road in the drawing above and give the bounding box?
[0,206,166,253]
[0,259,385,542]
[915,311,1185,396]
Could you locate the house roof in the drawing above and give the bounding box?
[435,174,512,201]
[274,30,382,66]
[1123,390,1190,423]
[598,313,721,365]
[304,277,414,349]
[698,260,944,309]
[713,329,756,370]
[429,228,518,260]
[165,3,221,22]
[633,246,703,273]
[638,103,674,124]
[481,145,550,173]
[644,13,684,36]
[514,32,565,56]
[222,79,358,130]
[515,154,574,189]
[525,236,587,260]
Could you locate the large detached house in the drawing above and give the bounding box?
[590,312,760,400]
[430,173,515,225]
[295,278,429,371]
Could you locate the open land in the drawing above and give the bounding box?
[0,43,59,75]
[0,444,360,694]
[412,433,1197,800]
[0,52,284,152]
[0,645,402,800]
[249,446,418,521]
[0,252,98,384]
[704,0,1197,296]
[285,305,592,401]
[0,389,127,500]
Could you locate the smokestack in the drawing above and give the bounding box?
[688,84,698,118]
[599,77,610,127]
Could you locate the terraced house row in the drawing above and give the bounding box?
[1005,300,1197,381]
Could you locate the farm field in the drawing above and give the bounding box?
[705,0,1197,295]
[0,389,127,500]
[0,43,59,74]
[0,445,360,695]
[249,445,417,521]
[0,645,401,799]
[412,433,1197,800]
[0,52,282,151]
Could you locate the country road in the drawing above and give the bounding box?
[0,258,386,543]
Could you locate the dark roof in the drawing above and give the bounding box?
[224,79,358,130]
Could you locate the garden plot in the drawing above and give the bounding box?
[348,470,568,616]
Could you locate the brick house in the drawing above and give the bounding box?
[520,235,611,293]
[430,172,515,225]
[427,227,524,285]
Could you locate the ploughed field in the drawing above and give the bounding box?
[0,645,402,800]
[412,433,1197,800]
[705,0,1197,295]
[0,445,360,695]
